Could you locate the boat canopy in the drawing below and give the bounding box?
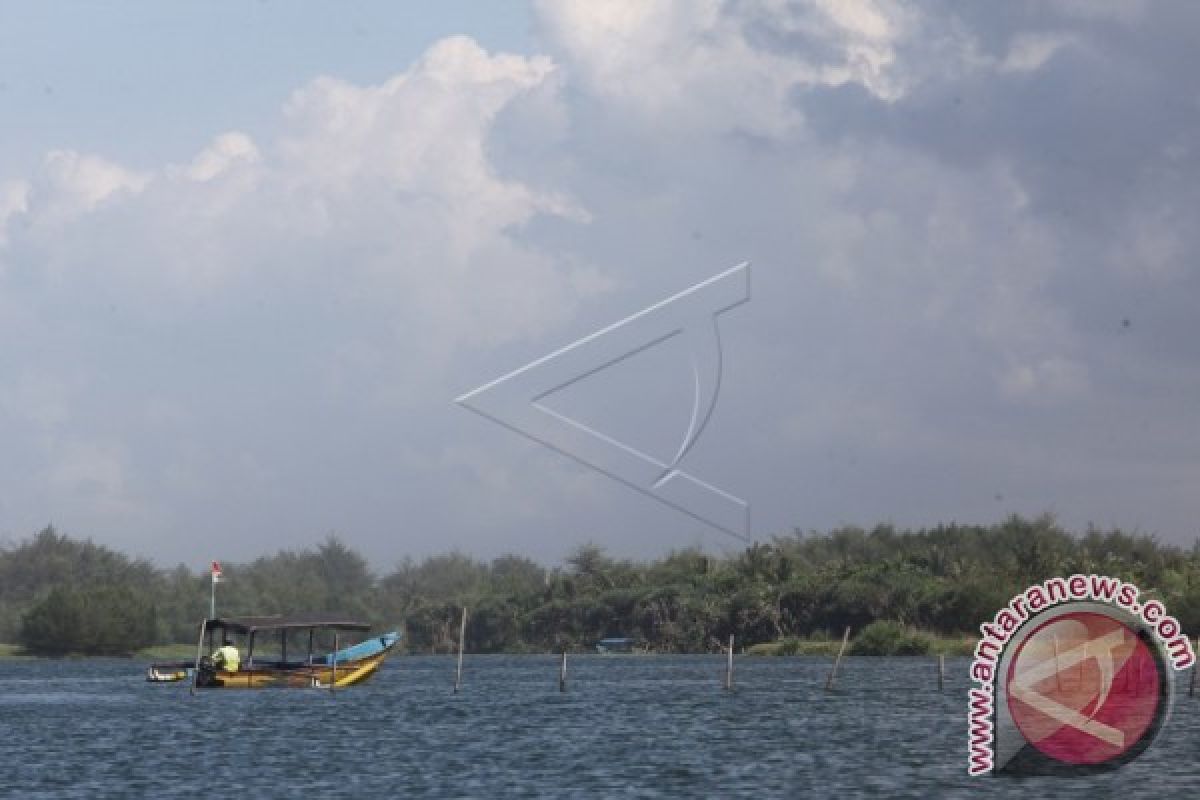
[204,614,371,634]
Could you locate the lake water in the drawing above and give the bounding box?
[2,655,1196,798]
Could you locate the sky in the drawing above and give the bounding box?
[1,1,1199,570]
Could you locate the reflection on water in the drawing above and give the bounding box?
[1,655,1196,798]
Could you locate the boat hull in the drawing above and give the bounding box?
[146,665,192,683]
[193,634,398,690]
[200,652,389,689]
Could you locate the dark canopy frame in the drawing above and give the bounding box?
[191,613,379,693]
[204,614,371,635]
[202,614,371,670]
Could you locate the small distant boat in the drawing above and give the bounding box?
[172,614,400,690]
[595,637,635,654]
[145,664,192,683]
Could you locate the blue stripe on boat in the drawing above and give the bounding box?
[311,632,400,665]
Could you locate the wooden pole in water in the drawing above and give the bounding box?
[453,606,467,694]
[825,627,851,691]
[724,634,734,691]
[937,653,945,691]
[1191,636,1198,698]
[190,619,206,696]
[559,651,568,693]
[330,632,338,695]
[1052,634,1063,691]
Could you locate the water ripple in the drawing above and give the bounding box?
[1,655,1196,798]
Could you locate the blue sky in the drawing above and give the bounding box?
[0,2,533,175]
[2,1,1199,569]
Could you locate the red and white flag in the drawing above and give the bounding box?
[211,561,222,584]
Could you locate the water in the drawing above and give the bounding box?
[1,655,1196,798]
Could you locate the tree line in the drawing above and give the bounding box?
[5,515,1200,656]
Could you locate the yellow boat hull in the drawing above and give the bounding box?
[200,650,391,689]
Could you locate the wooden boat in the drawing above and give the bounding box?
[185,614,400,690]
[146,664,192,683]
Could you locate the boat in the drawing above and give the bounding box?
[146,664,192,683]
[181,614,400,690]
[594,637,635,654]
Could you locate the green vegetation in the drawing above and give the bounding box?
[135,643,198,660]
[19,585,157,656]
[745,631,976,656]
[3,515,1199,656]
[848,620,933,656]
[745,635,845,656]
[0,643,33,659]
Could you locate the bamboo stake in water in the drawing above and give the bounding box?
[190,619,206,696]
[1052,634,1063,691]
[453,607,467,694]
[825,627,851,691]
[938,653,945,691]
[1191,637,1199,698]
[1078,640,1087,690]
[559,651,568,693]
[330,632,338,695]
[724,634,735,691]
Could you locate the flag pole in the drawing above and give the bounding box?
[209,561,220,619]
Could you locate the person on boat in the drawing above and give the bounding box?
[212,637,240,672]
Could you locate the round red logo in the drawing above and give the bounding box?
[1005,611,1164,766]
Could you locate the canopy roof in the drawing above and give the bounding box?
[205,614,371,634]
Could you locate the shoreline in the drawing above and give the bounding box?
[0,641,980,660]
[745,633,978,657]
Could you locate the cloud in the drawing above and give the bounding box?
[0,180,29,248]
[998,357,1089,402]
[998,32,1077,73]
[532,0,912,139]
[2,4,1199,563]
[0,371,73,430]
[48,440,135,515]
[174,132,261,183]
[6,35,596,331]
[41,150,149,214]
[0,34,609,560]
[1047,0,1148,24]
[522,0,1200,544]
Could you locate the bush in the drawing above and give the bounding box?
[745,634,847,656]
[849,620,933,656]
[18,588,85,656]
[19,585,157,656]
